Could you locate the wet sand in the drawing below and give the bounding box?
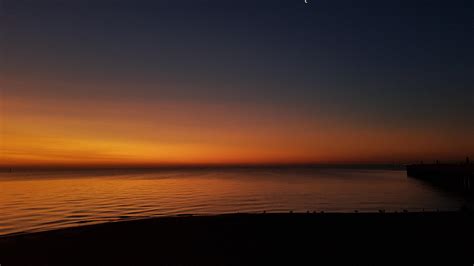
[1,212,473,265]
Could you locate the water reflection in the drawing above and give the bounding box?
[0,168,467,235]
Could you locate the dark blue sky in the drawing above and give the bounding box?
[2,0,473,164]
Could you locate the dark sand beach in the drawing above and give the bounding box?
[1,212,473,265]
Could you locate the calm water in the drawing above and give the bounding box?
[0,167,467,235]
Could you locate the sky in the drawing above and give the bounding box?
[1,0,473,167]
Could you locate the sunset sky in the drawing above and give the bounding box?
[1,0,473,167]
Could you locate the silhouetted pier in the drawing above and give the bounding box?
[406,158,474,193]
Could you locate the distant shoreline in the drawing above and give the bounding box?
[0,163,407,173]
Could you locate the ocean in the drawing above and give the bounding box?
[0,167,468,235]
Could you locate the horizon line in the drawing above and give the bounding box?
[2,158,470,171]
[0,162,421,172]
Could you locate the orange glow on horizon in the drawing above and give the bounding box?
[2,83,473,167]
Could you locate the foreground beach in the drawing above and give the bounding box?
[1,212,473,265]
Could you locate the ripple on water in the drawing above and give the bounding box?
[0,168,468,235]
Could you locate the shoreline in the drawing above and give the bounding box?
[1,212,473,265]
[0,209,464,238]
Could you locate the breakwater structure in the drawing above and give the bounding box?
[406,157,474,194]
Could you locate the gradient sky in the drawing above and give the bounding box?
[1,0,473,167]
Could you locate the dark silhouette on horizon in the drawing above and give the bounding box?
[407,157,474,194]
